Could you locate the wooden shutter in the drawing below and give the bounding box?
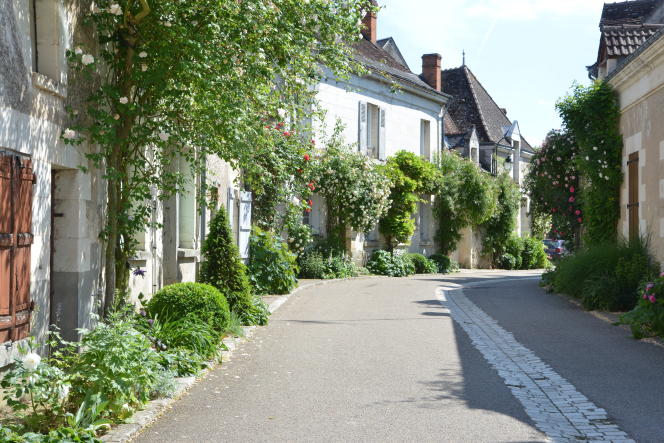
[238,191,252,261]
[0,155,35,342]
[227,187,236,244]
[358,101,368,154]
[378,107,386,161]
[628,152,639,240]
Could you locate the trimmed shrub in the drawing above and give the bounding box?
[429,254,459,274]
[406,253,437,274]
[521,236,549,269]
[248,227,298,295]
[366,250,415,277]
[504,234,524,270]
[147,283,230,334]
[497,253,518,270]
[199,206,267,326]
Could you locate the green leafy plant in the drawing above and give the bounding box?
[406,253,437,274]
[520,236,549,269]
[481,173,521,265]
[433,150,496,255]
[157,348,206,377]
[199,206,267,326]
[620,273,664,338]
[248,227,298,295]
[428,254,459,274]
[503,234,524,270]
[366,250,415,277]
[147,282,231,334]
[311,125,391,250]
[297,242,359,279]
[556,81,622,246]
[379,151,439,251]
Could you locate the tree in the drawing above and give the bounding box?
[63,0,375,313]
[379,151,438,251]
[481,173,521,264]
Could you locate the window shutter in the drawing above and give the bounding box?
[0,156,34,342]
[227,187,236,242]
[358,101,368,154]
[238,191,252,261]
[378,107,387,161]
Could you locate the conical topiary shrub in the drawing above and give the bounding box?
[200,205,269,325]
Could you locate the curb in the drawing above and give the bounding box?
[101,275,380,443]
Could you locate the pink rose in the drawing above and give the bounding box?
[650,295,657,303]
[569,186,575,193]
[646,283,655,292]
[569,196,575,203]
[575,210,581,216]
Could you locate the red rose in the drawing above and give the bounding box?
[569,186,575,193]
[308,199,313,206]
[303,154,310,162]
[283,131,291,137]
[577,217,583,223]
[305,208,312,213]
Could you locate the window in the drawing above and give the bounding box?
[29,0,62,81]
[358,101,386,160]
[420,120,431,160]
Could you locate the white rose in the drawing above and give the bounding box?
[109,3,122,15]
[141,63,148,72]
[163,21,172,27]
[63,129,76,140]
[139,51,148,58]
[23,353,41,371]
[158,132,169,141]
[74,47,83,55]
[58,384,70,400]
[114,114,120,120]
[81,54,94,65]
[119,96,129,104]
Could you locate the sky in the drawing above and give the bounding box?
[377,0,609,147]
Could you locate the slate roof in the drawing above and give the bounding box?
[352,38,448,101]
[600,0,660,26]
[442,66,533,153]
[376,37,410,71]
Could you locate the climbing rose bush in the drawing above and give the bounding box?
[621,272,664,338]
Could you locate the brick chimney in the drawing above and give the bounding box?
[421,53,442,92]
[361,6,377,43]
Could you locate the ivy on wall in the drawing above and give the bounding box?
[556,81,623,245]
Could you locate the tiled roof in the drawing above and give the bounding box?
[376,37,410,71]
[607,24,664,79]
[600,0,660,26]
[444,114,461,134]
[602,24,664,56]
[352,38,447,100]
[442,66,533,153]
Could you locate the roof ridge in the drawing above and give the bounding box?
[462,66,496,142]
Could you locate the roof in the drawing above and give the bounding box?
[607,23,664,79]
[444,114,461,134]
[352,38,448,101]
[600,0,661,26]
[442,66,534,153]
[602,24,663,56]
[376,37,410,71]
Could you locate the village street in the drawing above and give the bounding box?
[134,272,664,443]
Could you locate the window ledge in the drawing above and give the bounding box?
[177,248,199,259]
[130,250,151,261]
[32,72,66,99]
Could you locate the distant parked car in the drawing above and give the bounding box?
[543,239,567,260]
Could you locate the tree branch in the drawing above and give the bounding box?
[134,0,151,23]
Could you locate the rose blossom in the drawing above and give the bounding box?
[23,353,41,371]
[81,54,94,65]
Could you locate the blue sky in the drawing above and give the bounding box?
[377,0,609,147]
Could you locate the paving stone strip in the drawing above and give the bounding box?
[438,282,634,443]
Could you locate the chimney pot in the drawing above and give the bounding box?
[422,53,442,92]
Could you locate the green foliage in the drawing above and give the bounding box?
[150,369,178,399]
[620,275,664,338]
[556,81,623,245]
[503,234,524,270]
[152,315,219,359]
[366,250,415,277]
[297,246,359,280]
[497,253,518,270]
[434,151,496,254]
[157,348,206,377]
[428,254,460,274]
[199,206,267,325]
[284,208,314,255]
[67,314,162,420]
[379,151,439,250]
[0,425,102,442]
[525,130,582,247]
[147,283,231,334]
[521,237,550,269]
[311,126,391,249]
[481,173,521,264]
[248,227,298,295]
[549,238,659,311]
[530,211,553,241]
[405,253,438,274]
[63,0,374,311]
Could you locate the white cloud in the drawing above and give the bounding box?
[464,0,606,21]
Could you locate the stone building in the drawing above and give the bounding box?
[310,4,450,262]
[589,0,664,264]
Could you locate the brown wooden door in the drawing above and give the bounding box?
[628,152,639,240]
[0,155,35,342]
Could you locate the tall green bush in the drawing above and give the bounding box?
[248,227,298,295]
[366,250,415,277]
[200,206,268,325]
[481,173,521,264]
[379,151,439,251]
[434,151,496,254]
[521,237,549,269]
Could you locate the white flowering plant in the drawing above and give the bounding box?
[311,126,391,250]
[0,342,71,433]
[61,0,376,313]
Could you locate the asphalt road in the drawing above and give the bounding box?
[134,271,662,442]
